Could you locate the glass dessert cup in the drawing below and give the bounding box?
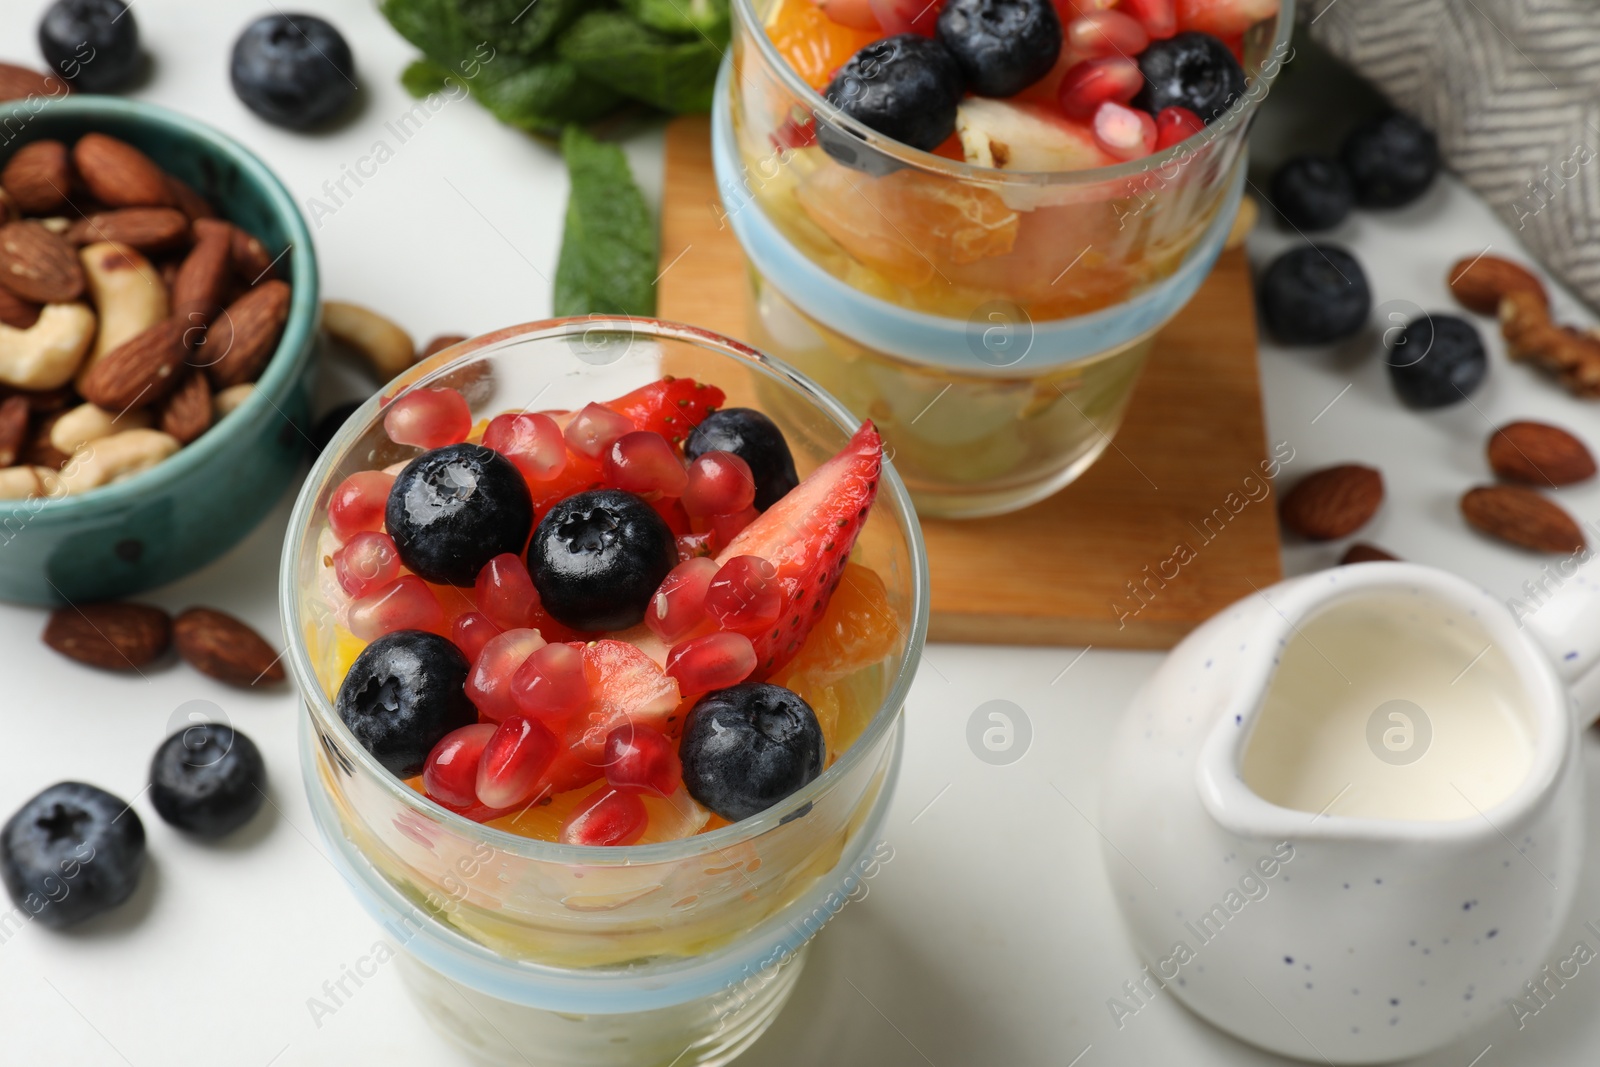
[281,318,928,1067]
[717,0,1294,518]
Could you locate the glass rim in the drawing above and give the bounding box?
[279,316,931,866]
[731,0,1297,185]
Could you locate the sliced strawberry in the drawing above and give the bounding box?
[716,421,882,679]
[576,640,682,752]
[604,377,726,447]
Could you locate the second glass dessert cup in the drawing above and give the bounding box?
[717,0,1294,518]
[280,318,928,1066]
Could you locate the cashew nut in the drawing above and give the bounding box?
[55,428,179,495]
[77,241,168,385]
[50,401,154,455]
[324,301,415,381]
[0,302,96,389]
[38,217,70,235]
[0,465,43,499]
[212,382,254,419]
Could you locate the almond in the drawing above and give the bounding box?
[78,318,189,411]
[1488,421,1595,487]
[43,602,172,670]
[66,207,190,252]
[228,224,275,282]
[72,133,174,209]
[0,220,85,303]
[0,63,67,102]
[0,285,39,329]
[1339,542,1399,565]
[0,140,70,215]
[171,217,231,326]
[204,280,291,389]
[173,607,283,686]
[156,369,211,444]
[0,394,27,466]
[1280,464,1384,540]
[1448,255,1548,315]
[1461,485,1586,554]
[420,334,468,359]
[165,174,214,221]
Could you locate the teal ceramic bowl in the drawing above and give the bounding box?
[0,96,318,605]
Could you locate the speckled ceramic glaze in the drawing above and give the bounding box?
[0,96,318,604]
[1101,561,1600,1063]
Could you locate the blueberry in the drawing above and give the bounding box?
[680,684,825,821]
[821,34,965,166]
[1386,314,1487,408]
[527,489,676,632]
[230,13,357,130]
[1269,155,1354,232]
[936,0,1060,98]
[335,630,476,778]
[1258,244,1371,345]
[310,401,361,457]
[1133,32,1245,124]
[386,443,534,587]
[149,724,266,839]
[684,408,799,512]
[37,0,141,93]
[1341,112,1439,209]
[1,782,145,928]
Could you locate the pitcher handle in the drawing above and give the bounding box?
[1519,551,1600,729]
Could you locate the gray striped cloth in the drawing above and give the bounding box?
[1304,0,1600,308]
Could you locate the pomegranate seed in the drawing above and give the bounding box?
[451,611,502,663]
[423,724,496,809]
[646,557,719,644]
[1118,0,1175,37]
[705,555,781,632]
[477,715,560,809]
[474,553,542,631]
[1093,101,1157,160]
[606,431,688,498]
[1056,56,1142,120]
[484,412,568,483]
[1066,10,1149,55]
[510,641,590,722]
[771,115,817,152]
[869,0,943,35]
[603,724,681,798]
[333,531,400,598]
[328,470,395,540]
[383,387,472,449]
[560,788,648,846]
[349,575,445,639]
[682,451,756,518]
[564,402,634,460]
[709,506,760,554]
[666,631,757,696]
[1154,105,1205,150]
[467,628,547,722]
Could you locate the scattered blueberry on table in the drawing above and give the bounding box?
[1,782,145,928]
[1259,244,1372,345]
[230,13,357,130]
[38,0,142,92]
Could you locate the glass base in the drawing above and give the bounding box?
[397,944,810,1067]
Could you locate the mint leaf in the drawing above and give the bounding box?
[557,11,723,114]
[400,58,453,98]
[618,0,731,37]
[474,59,622,132]
[458,0,587,55]
[379,0,619,133]
[553,127,657,317]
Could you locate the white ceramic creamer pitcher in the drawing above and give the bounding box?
[1101,559,1600,1063]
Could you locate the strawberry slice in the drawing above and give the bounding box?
[604,377,725,446]
[716,421,882,679]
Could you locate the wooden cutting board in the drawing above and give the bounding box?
[658,116,1282,650]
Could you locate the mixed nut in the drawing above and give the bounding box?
[0,130,291,500]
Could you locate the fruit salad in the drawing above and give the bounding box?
[731,0,1281,320]
[310,375,898,848]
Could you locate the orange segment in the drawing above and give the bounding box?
[766,0,880,90]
